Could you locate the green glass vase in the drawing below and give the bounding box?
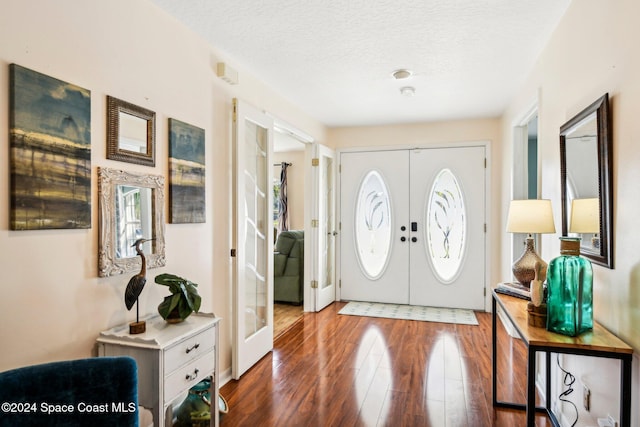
[174,377,211,427]
[546,237,593,336]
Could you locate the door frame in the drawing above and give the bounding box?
[336,140,492,312]
[270,118,316,314]
[230,104,318,379]
[511,101,540,267]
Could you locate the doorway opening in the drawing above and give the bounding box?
[511,110,539,264]
[273,129,306,338]
[232,99,319,379]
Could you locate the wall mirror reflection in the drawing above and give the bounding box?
[107,96,156,166]
[560,93,613,268]
[98,167,165,277]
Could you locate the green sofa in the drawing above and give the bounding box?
[274,230,304,304]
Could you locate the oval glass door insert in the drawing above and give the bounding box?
[425,168,467,283]
[355,170,391,279]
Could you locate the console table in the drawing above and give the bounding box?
[492,290,633,427]
[97,313,220,427]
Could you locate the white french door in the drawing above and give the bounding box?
[231,99,274,379]
[339,146,486,310]
[314,144,337,311]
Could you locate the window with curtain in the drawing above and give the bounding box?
[276,162,290,232]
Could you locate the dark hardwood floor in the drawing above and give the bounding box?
[220,302,551,426]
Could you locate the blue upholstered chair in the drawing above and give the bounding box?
[0,356,138,427]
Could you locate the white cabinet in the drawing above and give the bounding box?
[97,314,220,427]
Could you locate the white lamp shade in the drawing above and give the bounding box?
[506,199,556,234]
[570,198,600,233]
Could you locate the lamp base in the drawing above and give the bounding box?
[512,237,547,288]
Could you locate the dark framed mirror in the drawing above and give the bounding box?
[560,93,613,268]
[107,96,156,166]
[98,167,166,277]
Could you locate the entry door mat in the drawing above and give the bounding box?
[338,301,478,326]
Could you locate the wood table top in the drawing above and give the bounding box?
[493,290,633,355]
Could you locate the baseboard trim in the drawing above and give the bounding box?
[219,367,232,388]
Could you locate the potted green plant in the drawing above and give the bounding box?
[155,273,202,323]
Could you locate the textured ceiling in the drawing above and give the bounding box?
[149,0,571,127]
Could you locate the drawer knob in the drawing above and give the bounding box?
[185,368,200,381]
[186,343,200,354]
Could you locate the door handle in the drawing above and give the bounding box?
[411,237,417,243]
[411,222,418,232]
[400,236,406,242]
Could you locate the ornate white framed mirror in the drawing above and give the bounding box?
[98,167,166,277]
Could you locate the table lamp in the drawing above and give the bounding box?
[570,198,600,249]
[506,199,556,287]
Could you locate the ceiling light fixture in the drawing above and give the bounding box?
[400,86,416,97]
[392,69,412,80]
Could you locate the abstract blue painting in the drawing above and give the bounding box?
[168,118,205,223]
[10,64,91,230]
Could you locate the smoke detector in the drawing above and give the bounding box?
[400,86,416,97]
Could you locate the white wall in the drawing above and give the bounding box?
[0,0,325,374]
[501,0,640,424]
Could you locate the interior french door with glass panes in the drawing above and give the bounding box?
[231,99,274,379]
[339,146,486,310]
[314,144,337,311]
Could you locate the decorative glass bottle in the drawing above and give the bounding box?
[175,377,211,427]
[546,237,593,336]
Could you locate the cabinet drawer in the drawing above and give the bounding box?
[165,327,215,374]
[164,350,215,404]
